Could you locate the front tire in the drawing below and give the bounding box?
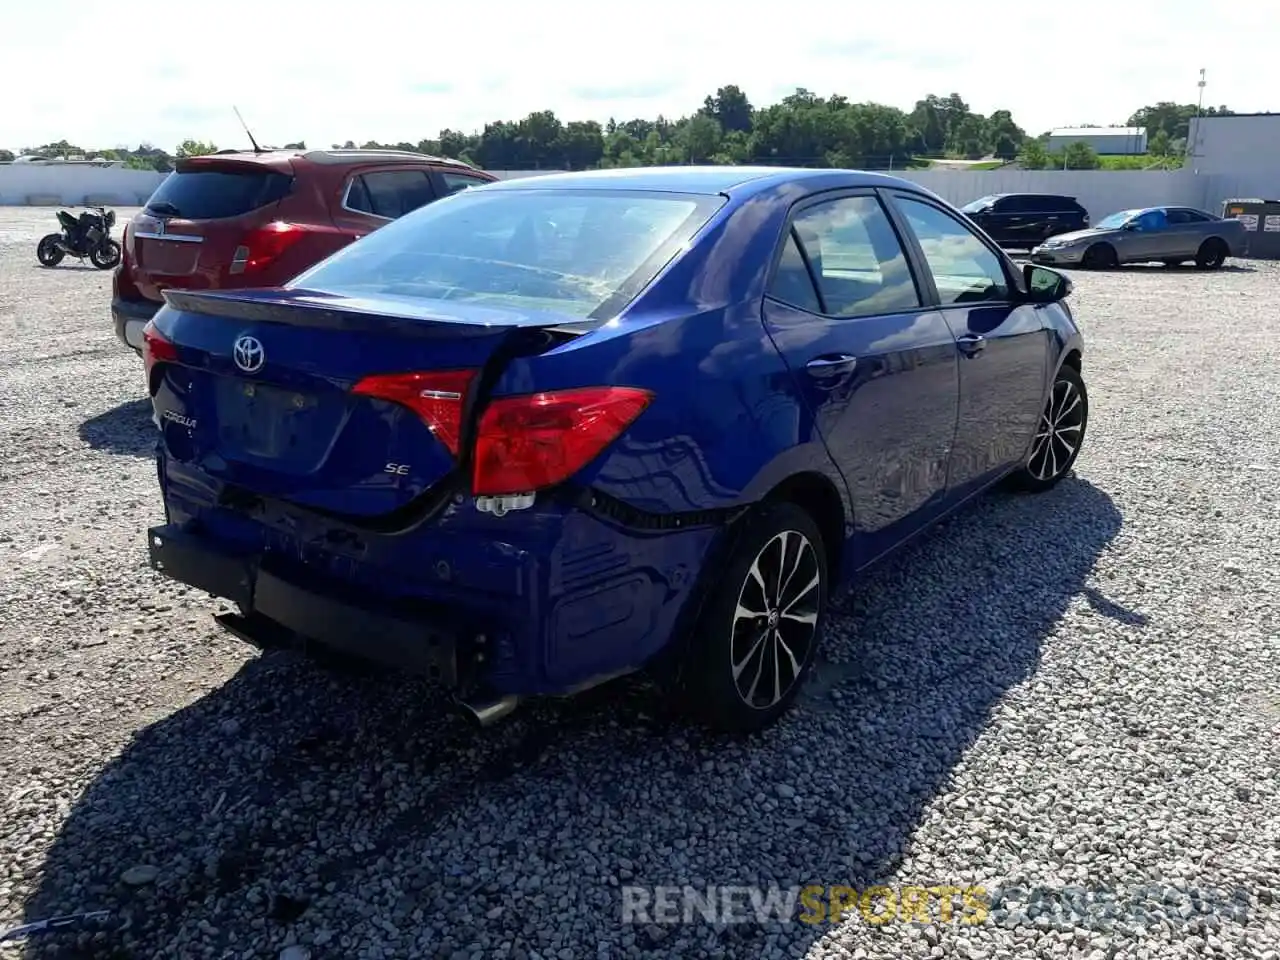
[680,502,828,733]
[36,235,64,267]
[90,240,121,269]
[1195,238,1227,270]
[1082,243,1117,269]
[1008,366,1089,493]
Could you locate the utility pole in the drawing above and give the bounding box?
[1186,68,1206,160]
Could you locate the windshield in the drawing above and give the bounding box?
[292,188,725,319]
[1096,209,1141,229]
[961,195,999,213]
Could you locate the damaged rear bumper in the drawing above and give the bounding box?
[147,523,466,685]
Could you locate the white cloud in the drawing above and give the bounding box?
[2,0,1277,153]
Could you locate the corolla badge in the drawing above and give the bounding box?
[233,334,265,374]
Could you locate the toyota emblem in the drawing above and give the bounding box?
[233,335,265,374]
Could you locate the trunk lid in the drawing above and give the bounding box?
[150,288,586,518]
[128,157,296,302]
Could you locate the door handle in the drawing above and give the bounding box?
[805,354,858,377]
[956,334,986,357]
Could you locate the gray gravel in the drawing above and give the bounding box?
[1,205,1278,959]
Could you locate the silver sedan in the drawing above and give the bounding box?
[1030,206,1246,270]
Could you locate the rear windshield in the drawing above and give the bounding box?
[290,188,725,319]
[961,195,999,213]
[145,167,293,220]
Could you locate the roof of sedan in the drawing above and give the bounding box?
[482,166,922,196]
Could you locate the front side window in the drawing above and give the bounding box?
[961,195,999,214]
[293,188,724,319]
[896,196,1010,306]
[786,195,920,318]
[994,195,1034,214]
[1133,209,1168,232]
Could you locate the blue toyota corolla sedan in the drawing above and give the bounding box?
[142,166,1087,732]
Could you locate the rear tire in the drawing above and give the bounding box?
[90,240,121,270]
[679,502,828,733]
[1195,238,1227,270]
[1007,365,1089,493]
[36,235,64,267]
[1081,243,1117,269]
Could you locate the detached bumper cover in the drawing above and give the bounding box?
[147,523,461,684]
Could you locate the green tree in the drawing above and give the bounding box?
[949,114,989,159]
[700,85,753,134]
[1061,142,1100,170]
[0,149,13,162]
[175,139,218,157]
[559,120,605,170]
[1148,129,1171,156]
[680,114,722,163]
[1128,101,1233,143]
[1018,139,1049,170]
[908,96,947,154]
[988,109,1024,160]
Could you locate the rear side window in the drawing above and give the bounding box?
[785,195,920,317]
[441,172,492,195]
[292,188,725,320]
[345,170,436,219]
[768,232,822,314]
[145,168,293,220]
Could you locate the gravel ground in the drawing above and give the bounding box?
[1,205,1278,960]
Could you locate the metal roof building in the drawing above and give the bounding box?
[1045,126,1149,156]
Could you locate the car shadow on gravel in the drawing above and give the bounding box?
[78,399,155,459]
[19,478,1127,959]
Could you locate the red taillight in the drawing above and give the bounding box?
[351,370,477,456]
[471,387,652,496]
[230,221,307,276]
[142,321,178,383]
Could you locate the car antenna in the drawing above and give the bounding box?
[233,105,264,154]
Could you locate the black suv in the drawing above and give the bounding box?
[960,193,1090,249]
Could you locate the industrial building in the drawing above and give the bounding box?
[1045,126,1148,156]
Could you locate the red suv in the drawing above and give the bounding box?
[112,149,497,353]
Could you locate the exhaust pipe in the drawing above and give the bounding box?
[454,694,520,728]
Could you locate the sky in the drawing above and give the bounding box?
[2,0,1277,155]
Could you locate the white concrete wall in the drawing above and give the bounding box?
[0,164,165,205]
[2,163,1274,223]
[895,169,1190,218]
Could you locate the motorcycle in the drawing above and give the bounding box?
[36,206,121,270]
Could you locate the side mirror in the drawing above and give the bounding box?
[1121,221,1138,231]
[1023,263,1072,303]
